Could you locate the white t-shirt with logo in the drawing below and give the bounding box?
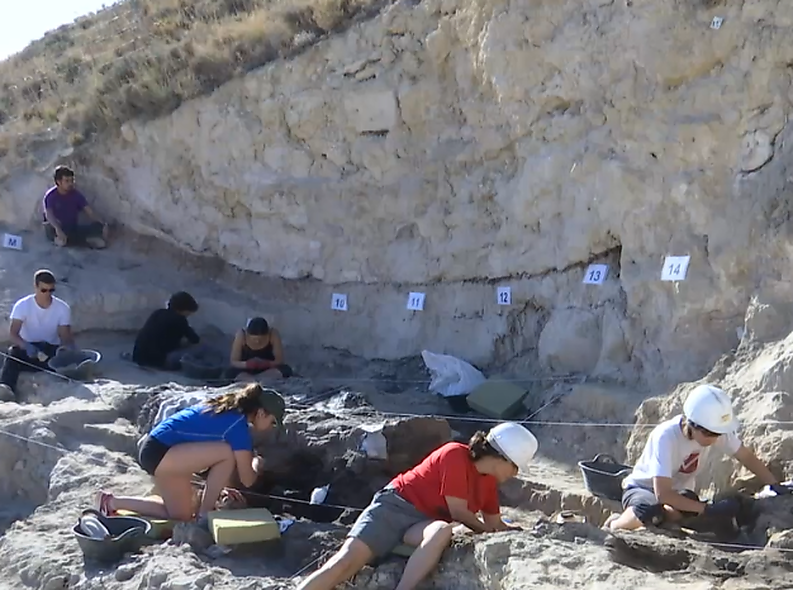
[623,415,742,492]
[10,294,71,345]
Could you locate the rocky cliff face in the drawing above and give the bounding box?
[3,0,793,389]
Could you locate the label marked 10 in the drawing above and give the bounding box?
[2,233,22,250]
[497,286,512,305]
[661,255,691,281]
[710,16,723,30]
[331,293,348,311]
[582,264,609,285]
[406,292,425,311]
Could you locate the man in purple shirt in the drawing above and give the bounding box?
[43,166,109,249]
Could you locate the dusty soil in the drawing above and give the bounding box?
[0,232,791,590]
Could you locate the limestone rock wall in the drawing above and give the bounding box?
[4,0,793,388]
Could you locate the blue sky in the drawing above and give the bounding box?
[0,0,117,60]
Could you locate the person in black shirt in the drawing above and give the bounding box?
[133,292,200,370]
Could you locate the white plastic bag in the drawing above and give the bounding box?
[421,350,486,398]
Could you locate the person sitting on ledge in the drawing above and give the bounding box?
[0,269,76,402]
[132,291,201,370]
[604,383,790,532]
[43,165,110,249]
[223,317,293,382]
[296,422,537,590]
[95,384,285,526]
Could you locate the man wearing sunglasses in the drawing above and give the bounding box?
[0,269,76,402]
[605,383,790,532]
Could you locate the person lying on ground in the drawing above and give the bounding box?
[605,383,790,532]
[94,383,285,526]
[132,291,201,370]
[296,422,538,590]
[42,165,110,249]
[0,269,76,402]
[222,317,293,382]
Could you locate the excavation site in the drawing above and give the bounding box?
[2,0,793,588]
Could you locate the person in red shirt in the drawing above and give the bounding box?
[296,422,538,590]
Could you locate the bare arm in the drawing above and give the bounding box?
[57,324,76,348]
[733,445,778,485]
[9,319,27,349]
[233,449,259,488]
[654,476,706,514]
[482,512,516,531]
[82,205,104,224]
[45,208,65,236]
[445,496,495,533]
[229,331,247,368]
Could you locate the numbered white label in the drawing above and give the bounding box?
[496,286,512,306]
[582,264,609,285]
[406,292,425,311]
[2,233,22,250]
[710,16,723,30]
[331,293,348,311]
[661,255,691,281]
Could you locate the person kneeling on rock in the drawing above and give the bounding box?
[296,422,537,590]
[605,383,790,532]
[95,384,285,527]
[222,317,293,382]
[132,291,202,370]
[0,269,76,402]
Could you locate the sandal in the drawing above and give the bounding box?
[94,490,118,516]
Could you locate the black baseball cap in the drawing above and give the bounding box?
[258,388,285,426]
[246,317,269,336]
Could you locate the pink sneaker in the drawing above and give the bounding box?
[94,491,117,516]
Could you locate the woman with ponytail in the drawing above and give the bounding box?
[297,422,539,590]
[95,383,286,526]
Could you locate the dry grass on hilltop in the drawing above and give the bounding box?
[0,0,387,148]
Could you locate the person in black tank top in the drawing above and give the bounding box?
[223,317,293,382]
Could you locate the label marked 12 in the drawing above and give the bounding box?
[582,264,609,285]
[331,293,348,311]
[497,286,512,305]
[661,255,691,281]
[406,292,426,311]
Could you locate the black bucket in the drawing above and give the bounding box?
[577,453,633,502]
[72,509,152,564]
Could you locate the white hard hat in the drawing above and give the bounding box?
[486,422,538,472]
[682,384,738,434]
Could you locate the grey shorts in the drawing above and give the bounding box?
[348,487,429,558]
[622,485,701,525]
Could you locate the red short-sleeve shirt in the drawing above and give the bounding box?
[389,442,500,521]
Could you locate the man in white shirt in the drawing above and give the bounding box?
[605,384,789,532]
[0,269,76,402]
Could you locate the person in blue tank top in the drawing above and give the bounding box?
[95,383,286,524]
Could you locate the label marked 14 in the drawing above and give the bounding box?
[497,286,512,306]
[582,264,609,285]
[406,292,425,311]
[331,293,348,311]
[2,233,22,250]
[661,255,691,281]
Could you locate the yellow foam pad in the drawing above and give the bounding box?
[208,508,281,545]
[115,509,177,540]
[466,381,528,419]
